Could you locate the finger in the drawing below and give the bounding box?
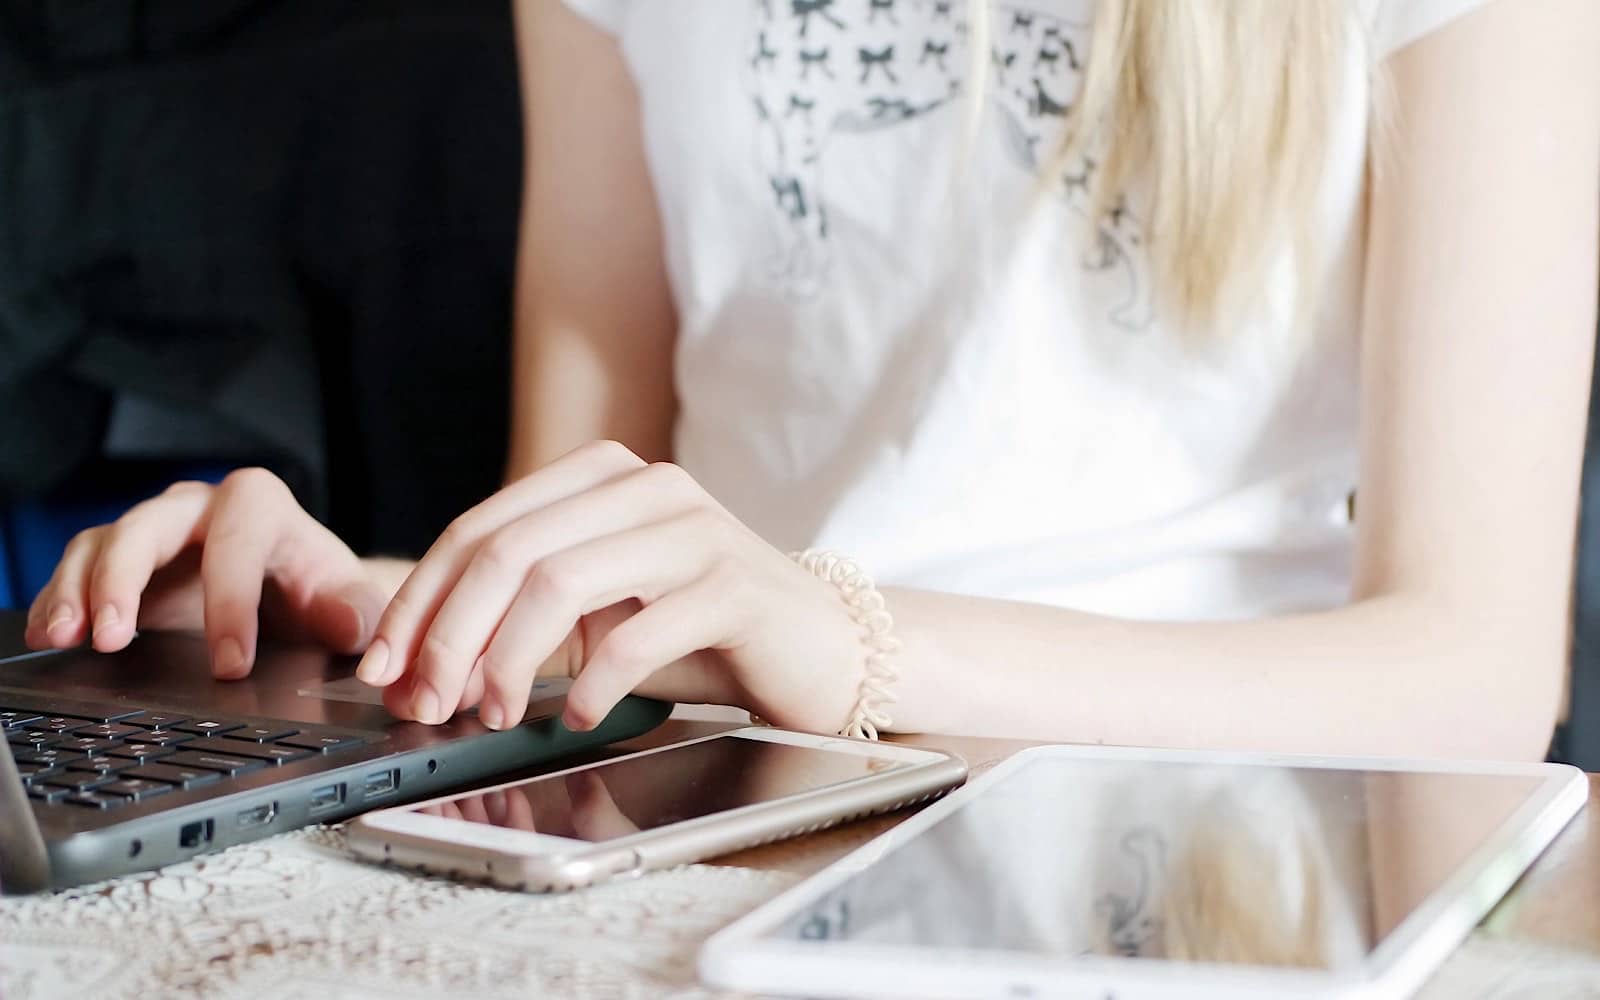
[24,562,68,648]
[382,670,421,722]
[23,594,45,647]
[256,501,389,656]
[564,568,744,731]
[32,527,105,649]
[483,789,509,826]
[300,574,388,656]
[566,771,641,842]
[476,514,719,730]
[358,440,646,689]
[503,787,538,832]
[456,794,491,826]
[200,469,296,678]
[87,485,213,652]
[404,462,702,725]
[459,656,487,715]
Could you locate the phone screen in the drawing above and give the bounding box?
[410,736,914,844]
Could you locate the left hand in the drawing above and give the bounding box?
[355,440,864,733]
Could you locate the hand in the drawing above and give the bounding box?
[24,468,390,678]
[355,441,863,733]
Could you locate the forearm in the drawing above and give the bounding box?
[883,588,1565,760]
[506,304,677,484]
[505,1,678,484]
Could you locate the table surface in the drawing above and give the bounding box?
[2,717,1596,1000]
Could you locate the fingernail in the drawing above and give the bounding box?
[47,604,74,635]
[561,708,590,732]
[356,638,390,685]
[92,604,120,640]
[480,701,505,731]
[412,681,442,725]
[214,637,248,679]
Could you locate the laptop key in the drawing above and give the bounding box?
[16,763,62,782]
[0,709,43,729]
[77,723,146,741]
[8,731,64,750]
[60,737,121,755]
[64,791,131,809]
[97,778,173,801]
[105,743,178,762]
[173,719,246,737]
[15,749,85,767]
[227,726,299,743]
[118,711,190,730]
[27,785,66,803]
[66,755,133,774]
[40,771,114,792]
[123,730,194,747]
[163,750,266,776]
[277,733,367,754]
[122,763,223,789]
[214,741,316,765]
[27,717,94,735]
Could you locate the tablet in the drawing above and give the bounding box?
[700,745,1587,1000]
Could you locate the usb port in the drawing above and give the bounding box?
[179,819,214,849]
[362,769,399,800]
[309,783,345,814]
[236,802,277,828]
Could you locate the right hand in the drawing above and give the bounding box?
[24,467,390,679]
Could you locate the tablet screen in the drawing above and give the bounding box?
[764,756,1544,970]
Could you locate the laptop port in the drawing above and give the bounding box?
[179,819,214,849]
[236,802,277,828]
[309,782,345,815]
[362,769,399,800]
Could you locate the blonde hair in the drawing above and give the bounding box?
[1088,790,1333,967]
[972,1,1352,333]
[1162,798,1329,966]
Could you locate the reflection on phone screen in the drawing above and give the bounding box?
[417,738,913,843]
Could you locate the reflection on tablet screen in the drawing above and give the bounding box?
[767,758,1540,970]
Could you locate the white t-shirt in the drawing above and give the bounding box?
[561,0,1486,620]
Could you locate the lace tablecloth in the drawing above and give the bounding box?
[1,828,1596,999]
[0,828,797,999]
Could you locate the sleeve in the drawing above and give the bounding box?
[1368,0,1492,58]
[561,0,628,35]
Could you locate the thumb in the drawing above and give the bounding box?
[303,576,389,656]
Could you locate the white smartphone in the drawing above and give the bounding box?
[347,727,968,892]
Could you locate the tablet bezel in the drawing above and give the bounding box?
[699,745,1588,1000]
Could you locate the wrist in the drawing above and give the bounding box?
[789,550,903,740]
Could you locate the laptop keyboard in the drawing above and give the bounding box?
[3,705,369,809]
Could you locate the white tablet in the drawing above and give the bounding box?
[700,745,1587,1000]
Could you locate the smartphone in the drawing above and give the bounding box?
[347,727,968,892]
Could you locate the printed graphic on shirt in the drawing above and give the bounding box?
[749,0,1153,328]
[1093,827,1166,957]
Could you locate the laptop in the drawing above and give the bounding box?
[0,611,670,893]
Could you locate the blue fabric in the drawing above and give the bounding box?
[0,510,14,610]
[1,463,233,611]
